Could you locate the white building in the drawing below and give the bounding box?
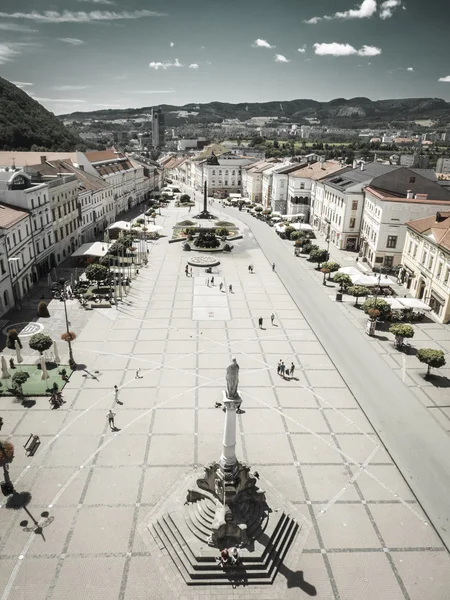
[310,163,398,251]
[0,204,34,309]
[400,211,450,322]
[436,158,450,175]
[0,170,54,278]
[242,160,280,203]
[361,182,450,269]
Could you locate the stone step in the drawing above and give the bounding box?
[154,510,300,585]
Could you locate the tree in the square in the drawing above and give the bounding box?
[362,297,391,321]
[347,285,370,307]
[85,263,109,283]
[416,348,446,378]
[12,371,29,395]
[389,324,415,350]
[29,333,53,356]
[321,261,341,279]
[6,329,22,350]
[308,247,329,269]
[0,440,14,466]
[180,194,190,202]
[333,272,352,291]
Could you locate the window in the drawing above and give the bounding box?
[54,231,58,242]
[31,198,34,209]
[0,259,5,275]
[386,235,397,249]
[409,176,416,183]
[280,181,285,188]
[352,200,358,211]
[349,218,356,229]
[408,240,413,254]
[412,244,417,259]
[444,269,450,286]
[421,251,427,266]
[428,255,434,271]
[300,183,305,190]
[12,233,16,246]
[437,262,443,279]
[36,241,40,254]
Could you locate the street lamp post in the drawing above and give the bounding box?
[325,219,331,261]
[58,279,76,369]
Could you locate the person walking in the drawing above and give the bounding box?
[272,263,276,272]
[290,362,295,377]
[114,385,119,403]
[271,312,275,326]
[277,359,282,375]
[229,284,233,293]
[188,206,191,213]
[219,282,224,292]
[248,265,251,274]
[280,361,285,377]
[206,277,209,286]
[107,410,116,430]
[135,368,142,379]
[190,266,193,277]
[258,317,263,329]
[185,265,189,277]
[211,276,215,286]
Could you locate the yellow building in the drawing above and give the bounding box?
[401,211,450,322]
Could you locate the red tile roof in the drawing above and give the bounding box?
[407,212,450,252]
[0,203,29,228]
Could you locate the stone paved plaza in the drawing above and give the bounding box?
[1,202,450,600]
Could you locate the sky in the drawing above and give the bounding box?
[0,0,449,115]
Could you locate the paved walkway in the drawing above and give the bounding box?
[0,197,449,600]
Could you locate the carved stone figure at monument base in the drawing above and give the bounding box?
[226,357,240,399]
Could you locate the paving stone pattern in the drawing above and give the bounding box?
[0,202,449,600]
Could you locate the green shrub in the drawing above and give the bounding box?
[361,297,391,321]
[389,324,415,349]
[194,232,220,249]
[347,285,370,306]
[6,329,22,350]
[216,227,229,237]
[417,348,446,377]
[333,273,352,291]
[37,301,50,317]
[29,333,53,355]
[85,264,109,283]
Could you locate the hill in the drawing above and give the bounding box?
[60,97,450,129]
[0,77,84,151]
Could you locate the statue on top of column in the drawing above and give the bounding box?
[226,357,240,399]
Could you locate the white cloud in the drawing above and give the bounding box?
[132,90,175,93]
[33,97,87,103]
[0,22,38,32]
[189,63,199,69]
[78,0,115,4]
[305,0,395,23]
[149,58,197,70]
[0,10,166,23]
[149,61,171,70]
[252,39,275,49]
[439,76,450,82]
[11,81,34,88]
[407,67,414,72]
[379,0,403,19]
[0,43,30,64]
[170,42,174,47]
[275,54,290,63]
[53,85,89,91]
[173,58,183,67]
[313,42,381,56]
[297,46,306,53]
[335,0,377,19]
[58,38,84,45]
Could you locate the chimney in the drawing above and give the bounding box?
[40,155,47,164]
[415,193,428,200]
[406,190,414,199]
[79,165,85,171]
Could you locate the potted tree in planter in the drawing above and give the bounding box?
[29,333,53,356]
[389,323,415,350]
[6,329,22,350]
[416,348,446,378]
[321,261,341,280]
[12,371,29,397]
[320,267,330,285]
[0,439,14,496]
[308,247,329,269]
[333,273,352,292]
[347,285,370,307]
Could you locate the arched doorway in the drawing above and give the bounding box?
[416,278,426,300]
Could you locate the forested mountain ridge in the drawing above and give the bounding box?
[0,77,84,151]
[60,97,450,128]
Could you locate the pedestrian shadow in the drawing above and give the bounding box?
[111,426,121,431]
[116,400,124,405]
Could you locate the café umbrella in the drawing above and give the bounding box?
[1,355,11,379]
[53,340,61,364]
[15,340,23,364]
[40,356,49,380]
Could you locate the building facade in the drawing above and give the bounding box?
[401,212,450,322]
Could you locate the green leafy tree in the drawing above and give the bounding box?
[216,227,229,237]
[348,285,370,307]
[12,371,29,395]
[6,329,21,350]
[308,248,329,268]
[179,194,191,202]
[333,272,352,291]
[389,324,415,349]
[417,348,446,378]
[362,297,391,321]
[29,333,53,355]
[321,261,341,280]
[284,226,295,240]
[85,263,109,283]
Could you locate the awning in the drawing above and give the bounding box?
[385,297,406,310]
[338,267,361,276]
[71,242,112,258]
[108,221,131,230]
[397,298,432,312]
